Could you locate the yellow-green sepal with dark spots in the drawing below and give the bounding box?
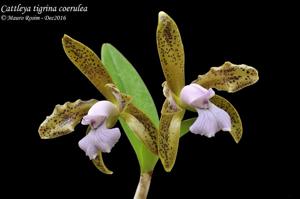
[92,152,113,174]
[158,99,185,172]
[62,35,115,102]
[121,104,158,155]
[210,95,243,143]
[157,11,185,96]
[194,61,259,93]
[38,99,97,139]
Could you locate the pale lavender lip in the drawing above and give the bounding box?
[78,101,121,160]
[180,84,231,137]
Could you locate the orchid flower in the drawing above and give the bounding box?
[38,11,260,199]
[156,12,259,171]
[39,35,158,176]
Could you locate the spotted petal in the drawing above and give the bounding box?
[121,104,158,155]
[194,61,259,92]
[157,11,185,96]
[158,99,185,172]
[38,99,97,139]
[210,95,243,143]
[62,35,115,102]
[93,152,113,174]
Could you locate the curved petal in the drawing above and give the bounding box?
[93,152,113,175]
[190,103,231,137]
[121,104,158,155]
[157,11,185,95]
[209,103,231,132]
[162,81,179,110]
[38,99,97,139]
[83,127,116,175]
[180,83,215,109]
[193,61,259,92]
[62,35,115,102]
[158,99,185,172]
[105,83,132,112]
[210,95,243,143]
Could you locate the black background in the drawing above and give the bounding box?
[1,0,298,198]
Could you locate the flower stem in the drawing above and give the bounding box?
[134,171,152,199]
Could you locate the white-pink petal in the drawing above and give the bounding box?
[87,100,118,118]
[190,108,219,137]
[190,103,231,137]
[93,125,121,153]
[209,103,231,132]
[180,83,215,109]
[78,125,121,159]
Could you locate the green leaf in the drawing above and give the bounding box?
[119,119,158,172]
[106,83,158,154]
[101,44,159,124]
[101,44,159,172]
[180,118,196,137]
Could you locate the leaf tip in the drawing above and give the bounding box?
[101,43,115,57]
[102,43,110,48]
